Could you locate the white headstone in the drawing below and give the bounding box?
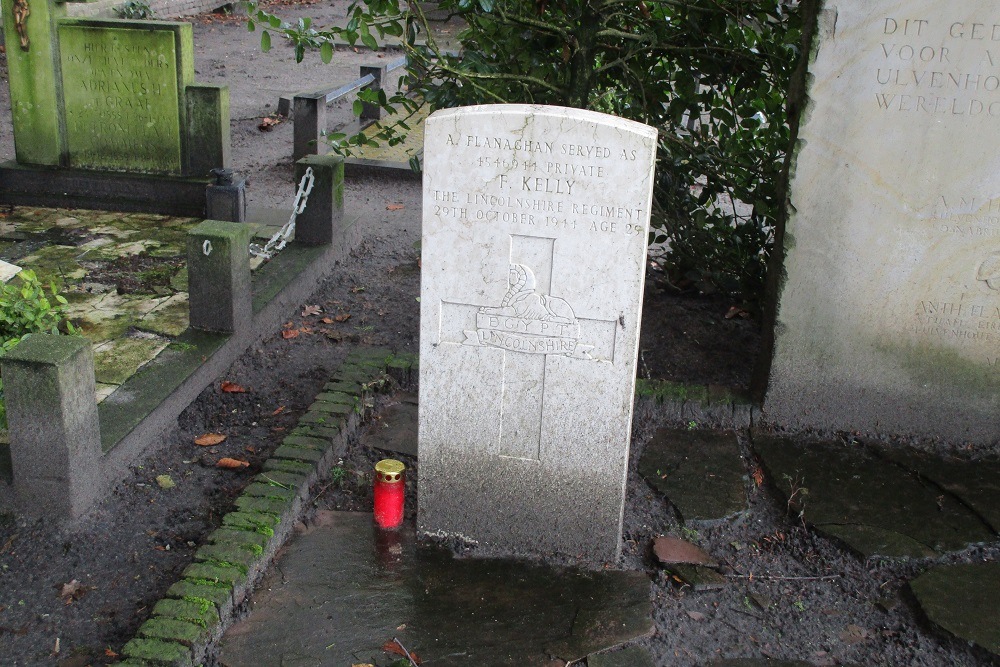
[418,105,656,561]
[766,1,1000,443]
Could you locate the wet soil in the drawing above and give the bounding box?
[0,2,995,666]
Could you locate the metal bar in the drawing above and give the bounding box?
[386,55,407,73]
[322,74,375,103]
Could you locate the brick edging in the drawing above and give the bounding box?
[116,347,418,666]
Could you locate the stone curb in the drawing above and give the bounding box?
[116,347,418,666]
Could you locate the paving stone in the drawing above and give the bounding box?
[707,660,813,667]
[309,400,355,416]
[152,598,220,627]
[314,391,357,405]
[880,449,1000,534]
[234,495,291,516]
[588,645,656,667]
[323,380,363,394]
[182,562,247,587]
[242,482,299,502]
[165,580,232,610]
[280,434,327,451]
[194,543,258,572]
[910,562,1000,657]
[271,444,324,463]
[138,617,210,646]
[638,428,746,522]
[754,436,994,557]
[217,511,652,666]
[262,458,314,475]
[290,424,341,440]
[652,536,717,567]
[206,528,269,550]
[360,392,418,457]
[253,470,307,489]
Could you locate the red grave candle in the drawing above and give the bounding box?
[373,459,405,530]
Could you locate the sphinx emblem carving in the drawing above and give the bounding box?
[464,263,593,358]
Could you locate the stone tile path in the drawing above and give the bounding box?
[217,511,653,666]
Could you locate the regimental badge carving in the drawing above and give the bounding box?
[463,263,595,359]
[12,0,29,51]
[976,252,1000,290]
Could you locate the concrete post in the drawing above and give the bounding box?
[2,334,102,518]
[187,220,253,333]
[293,93,325,162]
[205,168,247,222]
[360,64,387,123]
[294,154,344,246]
[185,83,232,177]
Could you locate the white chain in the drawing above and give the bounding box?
[250,167,316,259]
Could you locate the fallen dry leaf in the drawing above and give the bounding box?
[302,304,322,316]
[686,610,706,621]
[217,457,250,470]
[281,329,299,339]
[320,317,334,324]
[220,381,247,393]
[194,433,227,447]
[258,116,281,131]
[386,203,404,211]
[725,305,751,320]
[59,580,91,604]
[383,640,421,664]
[155,475,175,490]
[333,313,351,322]
[105,648,119,658]
[272,405,286,416]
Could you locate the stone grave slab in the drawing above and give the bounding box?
[360,392,418,457]
[765,0,1000,443]
[217,511,653,666]
[418,104,657,561]
[910,562,1000,657]
[754,436,994,557]
[638,428,746,522]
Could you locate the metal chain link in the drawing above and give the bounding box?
[250,167,316,259]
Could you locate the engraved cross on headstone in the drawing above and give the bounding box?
[438,234,618,461]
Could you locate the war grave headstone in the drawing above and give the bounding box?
[764,1,1000,443]
[0,0,230,216]
[418,104,657,561]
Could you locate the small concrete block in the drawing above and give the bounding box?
[195,543,258,572]
[235,495,292,516]
[291,424,341,440]
[138,617,210,647]
[272,444,324,463]
[332,365,378,384]
[323,380,362,394]
[187,220,253,333]
[152,598,220,627]
[294,154,344,246]
[166,580,233,610]
[309,400,354,416]
[280,434,328,450]
[222,510,281,532]
[262,459,315,475]
[253,470,307,488]
[313,391,356,406]
[121,638,194,666]
[207,528,270,550]
[243,481,300,502]
[182,561,247,587]
[299,411,340,427]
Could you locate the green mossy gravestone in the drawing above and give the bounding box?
[0,0,230,212]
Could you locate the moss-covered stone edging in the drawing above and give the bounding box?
[633,378,757,429]
[115,347,417,666]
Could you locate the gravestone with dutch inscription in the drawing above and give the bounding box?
[764,0,1000,443]
[418,105,657,561]
[0,0,230,215]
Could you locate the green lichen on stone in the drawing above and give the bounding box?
[291,424,341,440]
[93,335,169,385]
[272,444,324,463]
[194,544,259,573]
[323,380,362,394]
[262,458,314,475]
[253,471,306,488]
[309,401,353,416]
[121,637,194,666]
[236,492,293,514]
[138,617,209,646]
[280,434,327,451]
[207,527,269,550]
[243,481,299,500]
[165,581,231,609]
[222,510,279,535]
[182,561,247,587]
[314,391,357,406]
[152,597,220,628]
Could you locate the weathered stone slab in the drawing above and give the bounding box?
[217,511,653,666]
[910,563,1000,657]
[58,19,194,174]
[754,436,993,556]
[361,392,418,457]
[638,428,746,522]
[765,1,1000,444]
[588,646,656,667]
[418,104,657,561]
